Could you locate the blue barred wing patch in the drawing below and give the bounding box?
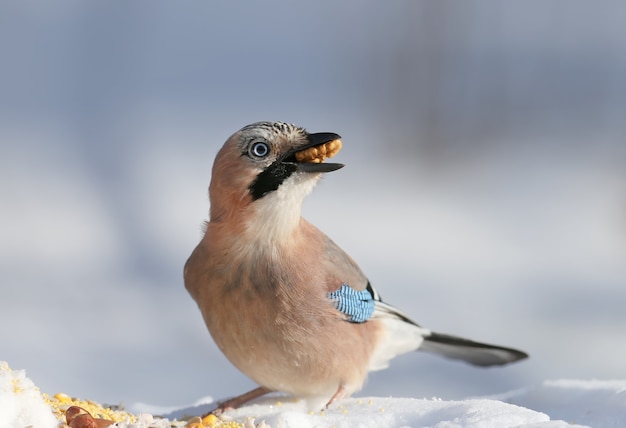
[328,284,375,323]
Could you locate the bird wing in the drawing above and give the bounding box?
[319,232,369,293]
[315,222,528,367]
[369,286,529,368]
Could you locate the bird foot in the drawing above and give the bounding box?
[203,386,272,416]
[324,385,347,408]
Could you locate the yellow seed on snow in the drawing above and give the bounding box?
[201,414,218,426]
[54,393,73,404]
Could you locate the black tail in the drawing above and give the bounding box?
[419,332,528,367]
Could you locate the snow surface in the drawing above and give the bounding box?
[2,361,625,428]
[0,362,57,428]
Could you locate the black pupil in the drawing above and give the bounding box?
[252,142,269,157]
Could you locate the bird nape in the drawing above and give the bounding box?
[183,121,528,415]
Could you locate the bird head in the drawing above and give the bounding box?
[208,121,343,231]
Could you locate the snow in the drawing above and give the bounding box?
[499,379,626,427]
[2,361,624,428]
[170,396,554,428]
[0,363,57,428]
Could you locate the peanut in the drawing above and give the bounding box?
[295,139,342,163]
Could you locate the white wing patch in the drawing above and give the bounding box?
[367,288,431,371]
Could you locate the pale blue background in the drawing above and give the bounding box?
[1,1,625,410]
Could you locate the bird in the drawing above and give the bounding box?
[184,121,528,413]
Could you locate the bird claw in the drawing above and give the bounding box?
[202,386,272,417]
[325,385,348,409]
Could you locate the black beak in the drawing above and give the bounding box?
[297,162,344,173]
[284,132,345,173]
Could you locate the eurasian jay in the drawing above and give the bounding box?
[184,121,528,412]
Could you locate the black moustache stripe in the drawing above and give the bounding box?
[249,161,298,201]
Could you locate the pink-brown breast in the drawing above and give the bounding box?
[184,219,383,398]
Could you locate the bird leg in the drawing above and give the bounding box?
[207,386,272,416]
[325,385,347,408]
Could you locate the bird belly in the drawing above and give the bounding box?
[202,286,381,400]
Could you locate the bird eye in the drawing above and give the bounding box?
[249,141,270,158]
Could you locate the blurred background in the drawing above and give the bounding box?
[1,0,625,411]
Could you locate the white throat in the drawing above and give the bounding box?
[246,173,320,244]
